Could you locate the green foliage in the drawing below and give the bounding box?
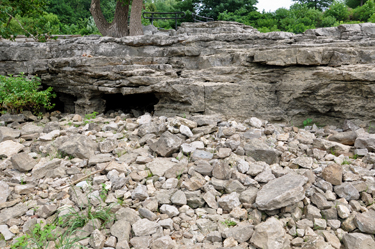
[221,220,237,227]
[85,111,98,120]
[345,0,368,8]
[219,3,323,34]
[11,222,56,249]
[325,1,350,21]
[350,154,359,159]
[7,13,61,38]
[321,15,337,26]
[352,0,375,21]
[100,183,109,201]
[369,13,375,22]
[199,0,258,20]
[292,0,334,10]
[0,0,58,41]
[0,73,56,114]
[303,118,313,127]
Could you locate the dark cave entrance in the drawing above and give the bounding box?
[50,92,77,113]
[103,93,159,115]
[41,84,77,113]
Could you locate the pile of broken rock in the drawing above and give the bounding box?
[0,112,375,249]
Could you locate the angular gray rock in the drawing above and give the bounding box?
[0,203,28,224]
[244,139,280,164]
[0,127,20,142]
[255,173,307,210]
[32,159,62,180]
[11,152,37,172]
[222,224,254,243]
[132,219,161,237]
[250,217,290,249]
[58,135,98,159]
[342,233,375,249]
[193,160,213,176]
[132,184,149,201]
[328,131,357,145]
[160,204,179,217]
[146,158,176,177]
[354,210,375,234]
[149,131,183,157]
[0,140,24,158]
[355,134,375,152]
[212,161,231,180]
[110,218,131,242]
[171,190,187,205]
[0,225,14,240]
[150,236,177,249]
[99,138,118,153]
[89,229,106,249]
[334,183,360,201]
[0,181,9,204]
[218,192,241,211]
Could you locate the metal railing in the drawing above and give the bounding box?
[142,12,186,30]
[192,13,214,23]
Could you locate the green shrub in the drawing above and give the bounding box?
[0,73,56,114]
[322,16,337,26]
[369,13,375,22]
[324,1,350,21]
[353,0,375,21]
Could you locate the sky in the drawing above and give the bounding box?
[256,0,294,12]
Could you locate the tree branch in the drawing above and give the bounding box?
[5,12,37,41]
[6,16,12,27]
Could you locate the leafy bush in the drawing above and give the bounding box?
[322,16,337,26]
[369,13,375,22]
[353,0,375,21]
[324,1,350,21]
[0,73,56,114]
[7,13,61,40]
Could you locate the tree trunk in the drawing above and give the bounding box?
[90,0,129,37]
[129,0,144,36]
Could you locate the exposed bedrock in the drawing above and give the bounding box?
[1,21,375,125]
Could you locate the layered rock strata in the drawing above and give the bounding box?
[1,22,375,125]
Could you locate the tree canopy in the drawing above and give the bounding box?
[0,0,51,40]
[292,0,334,10]
[198,0,258,20]
[1,0,375,39]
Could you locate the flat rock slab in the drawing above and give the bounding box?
[0,181,9,204]
[0,140,24,158]
[343,233,375,249]
[255,173,307,210]
[354,209,375,234]
[146,158,176,177]
[0,203,28,224]
[132,219,161,237]
[58,135,97,159]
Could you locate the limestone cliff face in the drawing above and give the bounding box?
[1,21,375,125]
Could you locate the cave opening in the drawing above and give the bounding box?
[41,84,78,113]
[103,93,159,115]
[50,92,77,114]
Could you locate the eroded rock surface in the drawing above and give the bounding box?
[2,22,375,125]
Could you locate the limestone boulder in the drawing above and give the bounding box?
[250,217,290,249]
[255,173,307,210]
[58,135,98,159]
